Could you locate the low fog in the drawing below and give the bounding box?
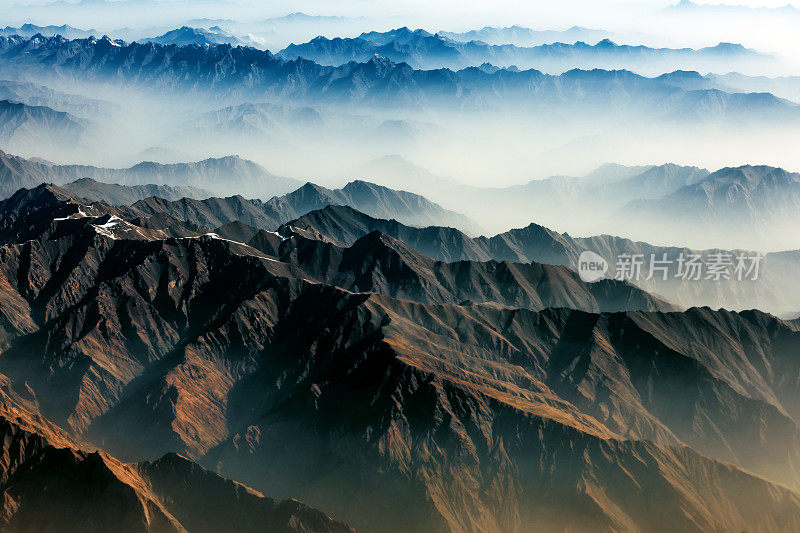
[3,73,800,252]
[2,0,800,253]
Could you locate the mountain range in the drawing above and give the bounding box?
[356,157,711,229]
[126,180,481,235]
[357,156,800,251]
[0,79,112,118]
[665,0,800,16]
[140,26,252,47]
[3,11,800,531]
[278,28,772,75]
[282,201,800,316]
[0,99,88,159]
[0,149,299,200]
[0,23,99,40]
[617,165,800,250]
[0,35,795,118]
[438,25,611,46]
[62,177,211,205]
[0,182,799,530]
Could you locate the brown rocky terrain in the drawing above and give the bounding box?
[0,393,353,532]
[0,184,798,531]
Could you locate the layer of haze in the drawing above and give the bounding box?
[2,0,800,253]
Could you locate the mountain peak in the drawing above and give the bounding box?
[595,38,617,47]
[368,54,395,68]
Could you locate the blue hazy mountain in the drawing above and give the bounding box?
[277,27,774,75]
[0,99,88,158]
[139,26,249,47]
[0,35,794,120]
[665,0,800,16]
[438,25,611,46]
[618,165,800,250]
[0,23,99,39]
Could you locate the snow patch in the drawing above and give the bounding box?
[53,208,89,221]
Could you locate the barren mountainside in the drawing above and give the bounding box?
[0,412,354,532]
[2,1,800,530]
[283,203,800,315]
[0,184,798,531]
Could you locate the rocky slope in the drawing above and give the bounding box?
[0,184,798,531]
[127,180,481,235]
[0,410,353,532]
[285,204,800,315]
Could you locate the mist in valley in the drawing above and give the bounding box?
[3,71,799,250]
[5,2,800,531]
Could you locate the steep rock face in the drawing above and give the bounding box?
[139,453,354,533]
[0,409,181,532]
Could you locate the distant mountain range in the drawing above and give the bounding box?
[0,182,799,531]
[0,79,112,118]
[62,177,211,205]
[0,99,89,159]
[140,25,253,47]
[282,203,800,316]
[357,156,800,251]
[0,150,481,232]
[617,165,800,249]
[5,147,800,252]
[128,180,482,234]
[0,23,99,39]
[438,25,611,46]
[0,35,795,118]
[665,0,800,16]
[0,149,299,200]
[278,27,773,75]
[5,167,792,314]
[0,15,375,53]
[357,156,712,231]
